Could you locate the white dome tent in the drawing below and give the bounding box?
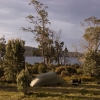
[30,71,64,87]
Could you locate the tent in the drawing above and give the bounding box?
[30,71,64,87]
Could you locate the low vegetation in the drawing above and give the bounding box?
[1,79,100,100]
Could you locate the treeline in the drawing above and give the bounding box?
[24,46,36,56]
[32,48,83,57]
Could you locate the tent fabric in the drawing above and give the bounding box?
[30,71,63,87]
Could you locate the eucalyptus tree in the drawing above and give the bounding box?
[22,0,51,64]
[83,50,100,77]
[81,16,100,52]
[54,30,64,65]
[4,38,25,82]
[81,16,100,78]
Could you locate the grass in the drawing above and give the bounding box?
[0,81,100,100]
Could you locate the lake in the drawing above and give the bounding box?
[25,57,81,65]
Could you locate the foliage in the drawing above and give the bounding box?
[22,0,66,66]
[28,63,39,75]
[48,64,57,70]
[54,30,64,65]
[0,36,6,58]
[61,70,69,76]
[32,63,39,73]
[25,65,33,76]
[71,64,80,68]
[81,16,100,52]
[67,66,77,76]
[22,0,54,65]
[83,50,100,78]
[77,68,83,75]
[81,16,100,78]
[33,48,42,56]
[55,66,77,76]
[55,66,66,75]
[17,68,31,95]
[38,63,47,74]
[26,62,47,75]
[0,76,6,82]
[3,39,25,82]
[63,47,68,65]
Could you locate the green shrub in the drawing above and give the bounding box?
[55,66,66,75]
[63,76,71,83]
[38,63,47,74]
[48,64,56,70]
[55,66,77,76]
[0,76,6,82]
[32,63,39,74]
[61,70,69,76]
[71,64,80,68]
[17,68,31,95]
[67,66,77,75]
[77,69,83,75]
[26,63,39,75]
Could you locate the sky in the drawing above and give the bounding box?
[0,0,100,52]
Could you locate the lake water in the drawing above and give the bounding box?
[25,57,43,65]
[25,57,81,65]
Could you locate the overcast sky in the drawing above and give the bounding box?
[0,0,100,52]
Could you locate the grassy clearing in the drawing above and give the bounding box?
[0,82,100,100]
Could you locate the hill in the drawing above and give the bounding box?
[24,46,37,56]
[24,46,83,57]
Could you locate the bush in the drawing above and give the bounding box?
[38,63,47,74]
[48,64,56,70]
[26,63,39,75]
[63,76,71,83]
[77,69,83,75]
[61,70,69,76]
[17,68,31,95]
[55,66,66,75]
[32,63,39,74]
[55,66,77,76]
[71,64,80,68]
[0,76,6,82]
[83,50,100,78]
[67,66,77,75]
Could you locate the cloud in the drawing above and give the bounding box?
[0,0,100,51]
[41,0,100,23]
